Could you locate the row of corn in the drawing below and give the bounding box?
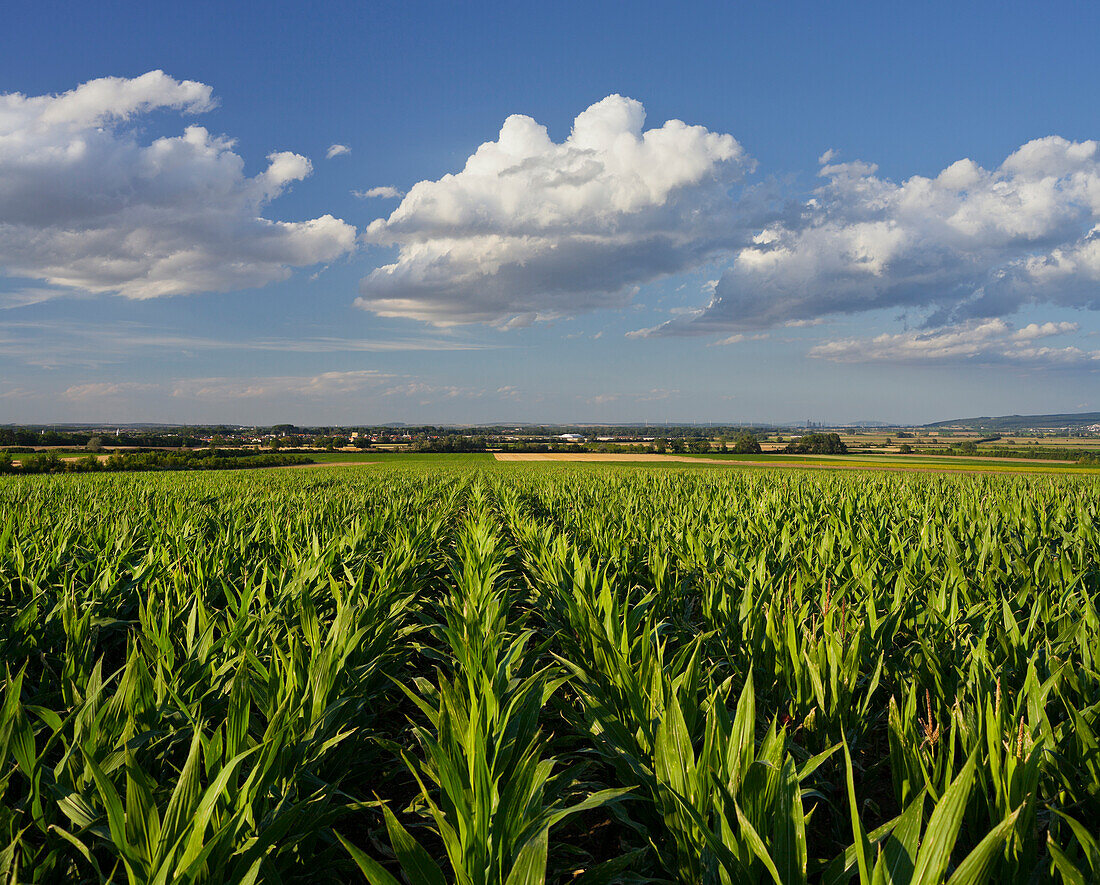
[1,466,1097,882]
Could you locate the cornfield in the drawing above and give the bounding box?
[1,466,1098,883]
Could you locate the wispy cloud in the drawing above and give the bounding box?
[711,332,769,346]
[326,143,351,159]
[172,370,396,400]
[808,319,1098,367]
[0,287,79,310]
[63,381,155,399]
[0,319,499,368]
[583,387,679,405]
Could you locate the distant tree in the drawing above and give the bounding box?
[20,453,63,474]
[784,433,847,455]
[86,436,104,453]
[669,438,687,454]
[898,443,913,454]
[731,433,762,454]
[652,438,668,453]
[687,438,711,454]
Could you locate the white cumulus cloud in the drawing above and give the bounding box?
[657,136,1100,335]
[356,94,751,326]
[0,71,357,298]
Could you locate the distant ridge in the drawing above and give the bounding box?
[926,412,1100,430]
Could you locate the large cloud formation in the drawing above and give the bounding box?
[0,71,356,298]
[652,137,1100,335]
[357,95,750,326]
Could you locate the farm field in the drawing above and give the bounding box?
[1,465,1099,883]
[498,451,1100,475]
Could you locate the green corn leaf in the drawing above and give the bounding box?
[1052,810,1100,875]
[842,738,873,885]
[336,832,402,885]
[874,791,923,885]
[381,803,447,885]
[911,751,978,885]
[945,807,1021,885]
[1048,836,1088,885]
[505,826,549,885]
[735,799,786,885]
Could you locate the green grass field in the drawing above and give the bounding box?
[1,465,1098,882]
[315,449,1100,475]
[679,452,1100,474]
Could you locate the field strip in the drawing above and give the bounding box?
[276,460,379,468]
[492,451,1095,474]
[494,453,717,463]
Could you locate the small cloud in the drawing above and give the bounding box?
[0,384,34,399]
[353,186,405,199]
[326,144,351,159]
[63,381,155,400]
[711,332,769,346]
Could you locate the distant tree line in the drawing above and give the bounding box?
[0,449,312,475]
[0,429,204,448]
[413,437,488,453]
[932,443,1100,462]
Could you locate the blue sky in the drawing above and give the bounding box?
[2,0,1099,425]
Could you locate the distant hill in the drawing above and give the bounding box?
[926,412,1100,431]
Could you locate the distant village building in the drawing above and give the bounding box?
[559,433,584,443]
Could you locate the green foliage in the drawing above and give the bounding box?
[785,432,848,454]
[732,433,763,454]
[0,466,1097,882]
